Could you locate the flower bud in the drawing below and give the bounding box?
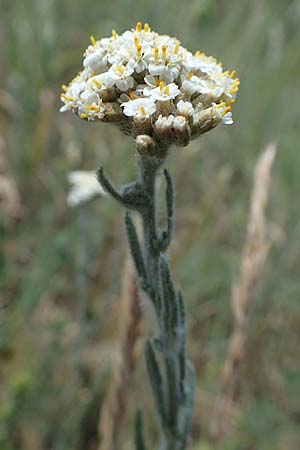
[173,116,191,146]
[103,103,123,122]
[135,135,158,157]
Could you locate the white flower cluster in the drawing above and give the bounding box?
[60,22,240,157]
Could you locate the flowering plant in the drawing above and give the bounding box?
[61,22,239,449]
[61,21,239,158]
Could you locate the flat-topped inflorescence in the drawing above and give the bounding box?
[60,22,240,157]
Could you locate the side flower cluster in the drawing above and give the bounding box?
[60,22,240,157]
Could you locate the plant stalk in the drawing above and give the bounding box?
[98,153,196,450]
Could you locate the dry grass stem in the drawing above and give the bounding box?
[210,143,277,443]
[0,137,22,220]
[98,253,141,450]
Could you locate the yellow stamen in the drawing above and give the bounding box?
[222,106,231,115]
[155,80,161,87]
[90,35,96,46]
[86,105,99,111]
[195,50,205,57]
[80,113,89,119]
[165,86,170,95]
[136,22,142,32]
[61,94,74,102]
[154,47,159,60]
[226,99,235,105]
[174,42,180,54]
[222,70,229,77]
[61,84,68,92]
[159,81,165,91]
[230,70,236,79]
[116,65,124,75]
[93,79,102,89]
[217,102,226,108]
[134,36,139,48]
[112,29,118,39]
[140,106,146,115]
[129,91,136,99]
[136,44,142,56]
[233,78,240,86]
[162,45,167,56]
[144,23,150,32]
[230,87,239,94]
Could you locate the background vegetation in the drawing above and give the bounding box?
[1,0,300,449]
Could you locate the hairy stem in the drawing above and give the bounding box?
[137,156,195,449]
[98,154,195,449]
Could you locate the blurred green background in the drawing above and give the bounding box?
[1,0,300,449]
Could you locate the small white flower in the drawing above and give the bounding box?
[213,102,233,125]
[176,100,194,116]
[68,80,86,98]
[134,57,148,74]
[197,77,225,98]
[83,48,108,74]
[108,63,135,91]
[67,171,107,207]
[76,90,105,120]
[183,53,222,76]
[181,74,224,99]
[87,73,115,91]
[121,97,156,117]
[181,75,200,95]
[80,89,100,105]
[144,75,157,87]
[221,72,240,100]
[148,63,180,83]
[144,82,180,101]
[155,114,174,129]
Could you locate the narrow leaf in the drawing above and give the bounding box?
[134,409,147,450]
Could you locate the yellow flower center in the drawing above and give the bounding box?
[116,65,124,75]
[93,80,102,89]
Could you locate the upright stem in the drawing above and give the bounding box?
[138,156,161,295]
[137,155,194,450]
[98,154,196,450]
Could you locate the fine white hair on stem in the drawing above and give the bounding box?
[210,142,277,442]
